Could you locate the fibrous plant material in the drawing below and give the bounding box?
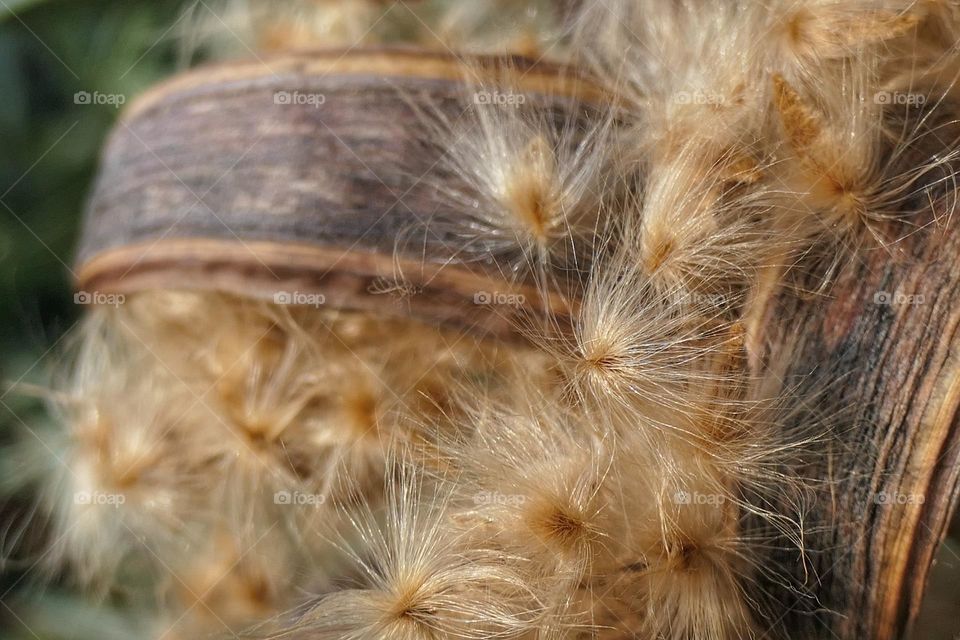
[7,1,960,639]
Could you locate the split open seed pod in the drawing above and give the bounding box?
[75,49,615,338]
[71,47,960,639]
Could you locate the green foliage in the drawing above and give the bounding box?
[0,1,191,636]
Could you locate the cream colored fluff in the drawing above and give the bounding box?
[9,1,960,639]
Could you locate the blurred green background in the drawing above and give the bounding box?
[0,1,956,638]
[0,1,196,637]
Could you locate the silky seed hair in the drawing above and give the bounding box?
[6,292,544,633]
[398,66,623,297]
[285,457,542,640]
[9,0,960,639]
[6,312,208,595]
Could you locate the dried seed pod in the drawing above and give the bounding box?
[76,49,617,340]
[12,5,960,640]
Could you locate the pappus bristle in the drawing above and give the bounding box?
[158,530,293,639]
[304,317,530,502]
[503,135,563,246]
[411,76,620,286]
[769,0,922,69]
[636,524,757,640]
[605,315,810,542]
[9,312,204,592]
[633,162,778,298]
[72,292,520,561]
[770,72,885,240]
[916,0,960,47]
[436,382,628,637]
[574,0,768,141]
[175,311,348,547]
[553,250,743,428]
[766,68,960,259]
[287,460,539,639]
[569,0,782,297]
[211,326,323,463]
[599,432,761,640]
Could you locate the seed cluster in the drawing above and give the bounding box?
[10,1,960,639]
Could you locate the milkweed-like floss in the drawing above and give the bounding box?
[8,1,960,639]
